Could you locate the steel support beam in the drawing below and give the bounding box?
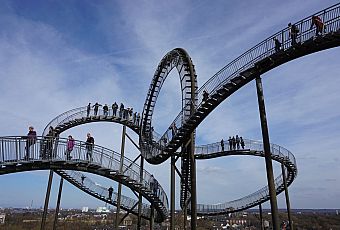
[137,156,144,229]
[189,135,197,230]
[282,164,293,230]
[53,177,64,230]
[41,170,54,230]
[259,203,264,230]
[170,155,175,230]
[115,125,126,230]
[255,76,279,230]
[150,205,154,230]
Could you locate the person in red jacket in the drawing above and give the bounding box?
[65,135,75,160]
[310,15,325,36]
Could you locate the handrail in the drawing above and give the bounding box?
[146,3,340,160]
[194,138,297,214]
[42,106,141,136]
[0,136,168,218]
[56,170,151,218]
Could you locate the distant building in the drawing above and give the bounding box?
[82,207,89,213]
[122,215,132,227]
[96,206,110,213]
[0,213,5,224]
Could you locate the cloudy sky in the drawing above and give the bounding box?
[1,0,340,211]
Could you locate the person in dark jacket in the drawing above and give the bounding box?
[103,104,109,117]
[108,186,114,200]
[86,103,91,117]
[24,126,37,160]
[93,102,101,116]
[85,133,94,161]
[112,102,118,117]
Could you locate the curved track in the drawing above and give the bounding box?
[194,139,297,215]
[0,136,168,222]
[142,4,340,164]
[55,170,152,219]
[42,106,140,136]
[140,48,198,164]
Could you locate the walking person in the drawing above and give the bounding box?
[240,137,245,150]
[310,15,325,36]
[86,103,91,117]
[85,133,94,161]
[108,186,114,200]
[202,90,209,103]
[273,37,282,52]
[103,104,109,117]
[236,135,240,150]
[228,136,232,151]
[65,135,75,160]
[288,23,299,46]
[81,175,86,185]
[44,126,55,159]
[232,136,236,150]
[112,102,118,117]
[24,126,37,160]
[220,139,224,152]
[93,102,101,116]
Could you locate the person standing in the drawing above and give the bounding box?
[93,102,101,116]
[240,137,245,149]
[288,23,299,46]
[232,136,236,150]
[85,133,94,161]
[103,104,109,117]
[310,15,325,36]
[236,135,240,150]
[119,103,124,118]
[136,113,141,126]
[81,175,86,185]
[202,90,209,103]
[112,102,118,117]
[220,139,225,152]
[86,103,91,117]
[273,38,282,52]
[24,126,37,160]
[228,136,232,151]
[65,135,75,160]
[108,186,114,200]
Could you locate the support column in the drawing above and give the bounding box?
[189,133,197,230]
[41,170,54,230]
[255,76,279,230]
[170,155,175,230]
[281,164,293,230]
[115,125,126,230]
[150,205,154,230]
[53,177,64,230]
[137,156,144,229]
[259,203,264,230]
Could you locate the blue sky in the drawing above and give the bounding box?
[1,0,340,211]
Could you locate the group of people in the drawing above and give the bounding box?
[86,102,141,126]
[22,125,93,162]
[220,135,245,151]
[273,15,326,52]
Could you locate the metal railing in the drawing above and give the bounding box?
[58,170,151,217]
[145,3,340,159]
[42,106,141,136]
[0,136,169,215]
[194,138,297,214]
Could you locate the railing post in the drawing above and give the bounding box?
[115,125,126,230]
[255,76,279,230]
[41,170,54,230]
[281,163,293,230]
[53,177,64,230]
